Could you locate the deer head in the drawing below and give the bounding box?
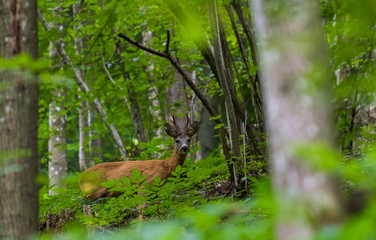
[164,114,199,155]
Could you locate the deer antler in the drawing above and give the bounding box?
[80,112,199,203]
[185,113,199,137]
[184,113,190,133]
[171,114,180,134]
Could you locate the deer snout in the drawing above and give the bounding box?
[180,145,189,153]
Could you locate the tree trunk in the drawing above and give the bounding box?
[251,0,345,238]
[0,0,39,238]
[116,31,237,189]
[225,3,263,126]
[48,10,68,192]
[208,0,242,186]
[90,120,102,162]
[73,3,94,171]
[166,0,262,156]
[38,9,129,159]
[48,89,67,194]
[78,100,94,171]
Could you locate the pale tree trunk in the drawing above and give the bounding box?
[78,100,94,171]
[48,89,67,194]
[79,99,99,170]
[252,0,345,239]
[78,101,87,171]
[38,9,129,159]
[73,3,93,171]
[0,0,39,239]
[90,119,102,162]
[48,9,67,194]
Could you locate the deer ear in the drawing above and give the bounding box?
[165,123,178,138]
[187,121,199,137]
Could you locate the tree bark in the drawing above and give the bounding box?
[117,31,237,187]
[48,89,68,194]
[231,0,260,71]
[165,1,262,155]
[78,99,95,171]
[38,9,129,159]
[225,3,263,125]
[208,0,242,185]
[72,3,94,171]
[251,0,345,238]
[0,0,39,238]
[48,8,67,194]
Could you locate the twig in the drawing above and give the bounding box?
[117,32,221,126]
[105,46,117,63]
[117,31,238,186]
[118,33,166,58]
[38,8,129,159]
[98,51,132,116]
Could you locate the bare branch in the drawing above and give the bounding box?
[117,32,221,126]
[118,33,167,58]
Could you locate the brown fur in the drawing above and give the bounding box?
[79,116,198,200]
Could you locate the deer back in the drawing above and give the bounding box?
[79,114,198,200]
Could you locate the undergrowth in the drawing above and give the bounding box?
[38,127,376,239]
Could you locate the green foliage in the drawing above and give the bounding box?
[34,0,376,238]
[75,161,220,226]
[294,141,343,173]
[321,0,376,150]
[38,200,268,240]
[38,151,229,228]
[39,174,82,222]
[136,137,174,160]
[37,141,376,239]
[0,54,49,73]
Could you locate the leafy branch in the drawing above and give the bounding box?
[117,31,236,188]
[117,31,220,126]
[38,8,129,159]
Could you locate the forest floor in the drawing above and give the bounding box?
[39,178,233,233]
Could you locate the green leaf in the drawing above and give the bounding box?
[121,177,131,186]
[132,169,141,179]
[153,176,161,184]
[209,115,222,121]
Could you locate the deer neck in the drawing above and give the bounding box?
[164,146,187,175]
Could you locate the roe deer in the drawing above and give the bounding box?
[79,114,198,200]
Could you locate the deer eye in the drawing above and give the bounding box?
[176,139,180,143]
[187,139,191,143]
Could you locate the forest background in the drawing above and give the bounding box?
[0,0,376,239]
